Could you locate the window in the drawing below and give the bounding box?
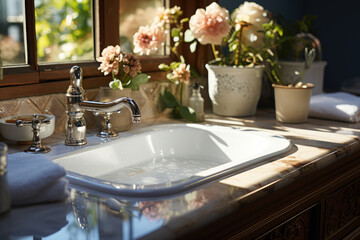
[0,0,203,100]
[119,0,167,55]
[35,0,94,63]
[0,0,26,66]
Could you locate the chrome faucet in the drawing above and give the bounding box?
[65,66,141,146]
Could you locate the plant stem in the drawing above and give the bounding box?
[179,82,183,105]
[235,27,244,66]
[211,44,218,59]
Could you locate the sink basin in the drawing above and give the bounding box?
[53,124,291,197]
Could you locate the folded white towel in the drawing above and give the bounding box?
[309,92,360,122]
[7,152,69,206]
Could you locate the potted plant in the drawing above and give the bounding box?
[276,15,327,95]
[270,47,316,123]
[133,6,198,122]
[188,2,277,117]
[95,45,149,135]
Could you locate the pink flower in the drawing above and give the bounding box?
[97,45,122,76]
[133,24,166,55]
[189,2,231,45]
[171,63,190,84]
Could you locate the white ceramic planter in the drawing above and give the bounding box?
[279,61,327,95]
[206,64,264,117]
[273,84,314,123]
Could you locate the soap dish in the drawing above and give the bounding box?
[0,114,55,142]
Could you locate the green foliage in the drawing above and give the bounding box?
[109,79,122,90]
[273,14,319,61]
[125,73,149,91]
[35,0,93,62]
[159,88,197,122]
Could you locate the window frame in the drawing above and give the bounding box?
[0,0,212,100]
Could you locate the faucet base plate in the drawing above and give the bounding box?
[65,139,87,146]
[97,130,118,138]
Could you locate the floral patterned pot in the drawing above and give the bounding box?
[206,64,264,117]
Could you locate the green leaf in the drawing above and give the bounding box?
[161,88,179,108]
[178,106,196,122]
[132,73,149,84]
[184,29,195,42]
[180,18,189,23]
[109,79,123,90]
[125,73,149,91]
[170,61,181,69]
[158,63,171,71]
[228,30,239,43]
[190,41,197,53]
[171,107,182,119]
[171,28,180,37]
[229,41,238,52]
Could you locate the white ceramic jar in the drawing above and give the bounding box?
[206,64,264,117]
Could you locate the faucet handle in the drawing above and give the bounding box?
[16,114,51,154]
[16,114,50,126]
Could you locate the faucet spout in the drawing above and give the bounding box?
[65,66,141,146]
[80,97,141,123]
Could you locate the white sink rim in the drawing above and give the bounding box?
[53,123,292,197]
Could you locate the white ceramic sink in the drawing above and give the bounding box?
[53,124,291,196]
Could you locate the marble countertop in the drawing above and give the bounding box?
[1,109,360,240]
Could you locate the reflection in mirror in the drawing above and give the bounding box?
[119,0,168,55]
[35,0,94,63]
[0,0,26,66]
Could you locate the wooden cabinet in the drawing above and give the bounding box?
[324,178,360,239]
[258,205,318,240]
[186,151,360,240]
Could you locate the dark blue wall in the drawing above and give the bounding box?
[219,0,360,92]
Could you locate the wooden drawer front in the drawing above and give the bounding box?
[257,206,318,240]
[325,178,360,239]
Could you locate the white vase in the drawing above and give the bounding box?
[273,84,314,123]
[206,64,264,117]
[279,61,327,95]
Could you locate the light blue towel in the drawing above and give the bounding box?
[7,152,69,206]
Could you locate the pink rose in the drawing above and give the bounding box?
[133,24,166,55]
[189,2,231,45]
